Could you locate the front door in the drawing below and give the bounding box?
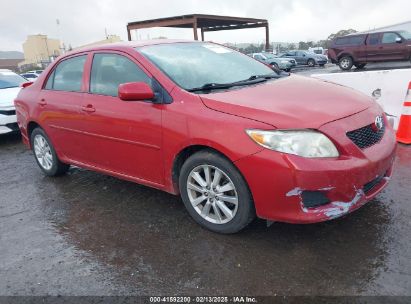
[379,32,409,61]
[77,52,164,186]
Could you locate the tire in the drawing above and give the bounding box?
[30,127,69,176]
[272,62,279,70]
[307,59,315,67]
[354,63,366,69]
[338,56,353,70]
[179,150,255,234]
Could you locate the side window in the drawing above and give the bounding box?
[254,54,264,61]
[45,55,86,92]
[350,36,364,45]
[286,51,295,56]
[90,53,151,97]
[368,34,380,45]
[382,33,400,44]
[335,37,349,45]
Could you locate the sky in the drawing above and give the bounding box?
[1,0,411,51]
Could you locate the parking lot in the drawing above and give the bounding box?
[293,61,411,76]
[1,132,410,296]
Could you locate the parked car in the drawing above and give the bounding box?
[15,41,396,233]
[280,50,328,67]
[26,70,44,75]
[328,30,411,70]
[20,73,39,80]
[0,69,27,134]
[249,52,296,72]
[308,47,327,55]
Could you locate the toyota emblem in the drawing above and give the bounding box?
[374,116,384,131]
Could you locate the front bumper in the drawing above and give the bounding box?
[0,106,18,134]
[235,106,397,223]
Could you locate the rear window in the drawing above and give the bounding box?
[45,55,86,92]
[335,36,364,46]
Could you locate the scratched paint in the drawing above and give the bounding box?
[286,186,365,219]
[323,190,365,219]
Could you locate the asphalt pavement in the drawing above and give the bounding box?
[0,133,410,297]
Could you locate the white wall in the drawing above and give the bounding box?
[311,69,411,129]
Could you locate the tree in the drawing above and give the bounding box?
[327,29,357,41]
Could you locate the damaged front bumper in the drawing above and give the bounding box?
[235,107,397,224]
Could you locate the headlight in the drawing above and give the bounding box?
[246,129,339,158]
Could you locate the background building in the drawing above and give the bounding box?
[360,20,411,33]
[74,35,122,49]
[18,34,61,71]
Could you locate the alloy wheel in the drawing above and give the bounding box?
[33,134,53,170]
[340,58,350,69]
[186,165,238,224]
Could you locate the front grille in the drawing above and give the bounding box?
[346,121,385,149]
[0,109,16,116]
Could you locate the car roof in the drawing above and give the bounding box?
[66,39,200,56]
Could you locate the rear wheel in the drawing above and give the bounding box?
[30,128,69,176]
[307,59,315,67]
[339,56,353,70]
[272,62,279,70]
[179,151,255,234]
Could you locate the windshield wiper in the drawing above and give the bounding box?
[187,73,280,93]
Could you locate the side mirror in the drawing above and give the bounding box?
[118,82,155,101]
[396,37,402,43]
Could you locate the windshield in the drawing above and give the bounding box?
[0,71,26,89]
[138,42,275,90]
[399,31,411,39]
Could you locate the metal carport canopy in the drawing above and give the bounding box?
[127,14,270,50]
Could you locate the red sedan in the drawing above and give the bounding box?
[14,40,397,233]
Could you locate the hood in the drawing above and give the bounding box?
[200,75,373,129]
[0,87,21,108]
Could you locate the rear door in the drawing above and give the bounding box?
[365,33,383,61]
[76,51,164,185]
[379,32,409,60]
[37,54,87,162]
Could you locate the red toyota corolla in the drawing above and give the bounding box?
[15,40,397,233]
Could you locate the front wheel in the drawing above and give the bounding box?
[31,128,69,176]
[307,59,316,67]
[354,63,366,69]
[179,151,255,234]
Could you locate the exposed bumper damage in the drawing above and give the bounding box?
[235,104,397,224]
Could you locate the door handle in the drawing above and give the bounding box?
[38,98,47,106]
[81,104,96,113]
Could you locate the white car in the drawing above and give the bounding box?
[20,72,39,80]
[0,69,27,134]
[26,70,44,75]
